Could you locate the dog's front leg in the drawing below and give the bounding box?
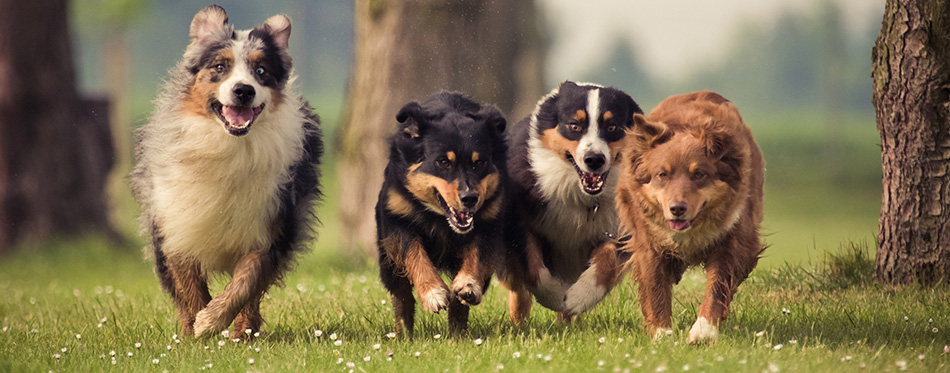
[564,240,625,315]
[687,243,758,345]
[194,251,274,338]
[451,242,490,306]
[405,240,450,313]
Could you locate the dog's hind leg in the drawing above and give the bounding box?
[380,258,416,336]
[194,251,275,338]
[232,294,263,339]
[632,249,683,340]
[167,258,211,337]
[447,296,470,336]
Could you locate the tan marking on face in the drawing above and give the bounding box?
[183,49,233,119]
[603,111,613,121]
[479,195,503,221]
[446,151,456,162]
[540,128,579,160]
[406,163,462,211]
[476,172,500,207]
[472,152,480,162]
[574,110,587,122]
[385,188,415,218]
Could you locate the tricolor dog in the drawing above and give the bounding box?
[616,91,765,344]
[501,81,642,323]
[376,92,507,335]
[132,5,322,338]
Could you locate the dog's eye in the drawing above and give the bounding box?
[692,171,706,180]
[473,160,487,168]
[255,67,266,76]
[214,64,225,73]
[567,123,581,132]
[606,125,617,132]
[658,171,668,179]
[436,158,451,168]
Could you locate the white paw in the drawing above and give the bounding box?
[530,267,571,312]
[193,308,230,338]
[652,327,673,341]
[686,317,718,344]
[419,286,449,313]
[563,264,608,315]
[451,274,483,306]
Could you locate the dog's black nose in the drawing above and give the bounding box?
[233,84,256,104]
[583,153,606,171]
[669,201,687,217]
[460,193,479,209]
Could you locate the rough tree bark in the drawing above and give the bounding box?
[338,0,544,257]
[872,0,950,284]
[0,0,115,255]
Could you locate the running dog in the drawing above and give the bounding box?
[376,92,507,335]
[616,91,764,344]
[132,5,322,338]
[502,81,642,323]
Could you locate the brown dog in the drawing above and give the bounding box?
[616,91,764,344]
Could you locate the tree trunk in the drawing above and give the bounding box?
[338,0,543,257]
[0,0,116,255]
[872,0,950,284]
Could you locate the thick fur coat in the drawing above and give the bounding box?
[501,81,642,323]
[131,5,322,338]
[375,92,508,335]
[616,91,764,344]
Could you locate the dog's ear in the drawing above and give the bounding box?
[702,126,745,186]
[473,105,506,135]
[263,14,292,49]
[190,5,229,46]
[628,114,671,152]
[396,102,427,139]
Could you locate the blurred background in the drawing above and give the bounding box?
[5,0,885,266]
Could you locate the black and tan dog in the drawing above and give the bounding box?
[376,92,507,335]
[501,81,642,323]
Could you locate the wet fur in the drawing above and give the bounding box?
[376,92,507,335]
[132,5,322,339]
[501,81,642,322]
[616,91,764,344]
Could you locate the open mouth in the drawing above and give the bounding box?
[435,190,475,234]
[668,219,692,231]
[212,101,264,136]
[668,203,704,231]
[565,152,607,195]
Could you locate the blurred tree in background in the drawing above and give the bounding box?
[0,0,116,255]
[872,0,950,285]
[337,0,544,257]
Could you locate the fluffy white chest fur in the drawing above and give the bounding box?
[527,136,619,280]
[148,104,305,273]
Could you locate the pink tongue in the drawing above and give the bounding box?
[223,106,255,127]
[669,220,690,231]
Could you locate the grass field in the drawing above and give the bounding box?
[3,113,944,372]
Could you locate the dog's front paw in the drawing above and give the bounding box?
[686,317,718,345]
[418,285,450,313]
[193,308,232,338]
[451,274,483,306]
[651,327,673,341]
[530,267,570,311]
[563,264,608,315]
